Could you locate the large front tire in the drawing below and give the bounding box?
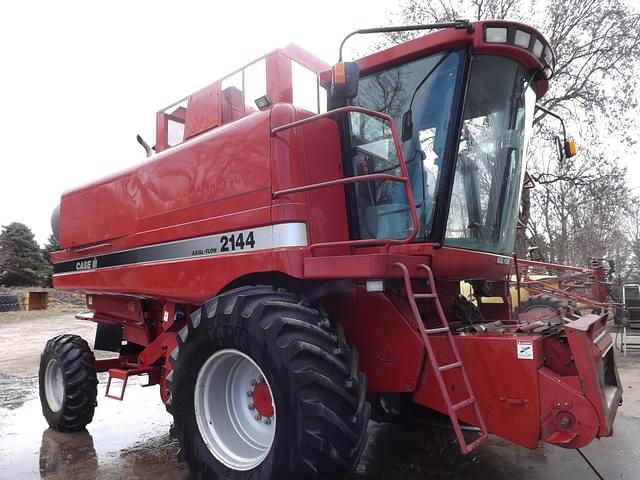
[38,334,98,431]
[168,286,370,479]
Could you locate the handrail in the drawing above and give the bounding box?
[271,106,419,253]
[273,173,404,198]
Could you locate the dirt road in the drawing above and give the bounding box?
[1,311,639,480]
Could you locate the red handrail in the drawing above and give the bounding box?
[271,106,420,253]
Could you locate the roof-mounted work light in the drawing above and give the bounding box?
[483,23,556,79]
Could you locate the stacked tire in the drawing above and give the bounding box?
[0,293,20,312]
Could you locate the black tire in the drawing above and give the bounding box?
[0,293,19,304]
[519,295,579,321]
[38,334,98,432]
[0,302,20,312]
[168,285,370,480]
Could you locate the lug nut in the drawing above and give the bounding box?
[250,379,257,386]
[263,418,272,425]
[247,390,253,397]
[255,414,262,421]
[248,403,255,411]
[257,375,264,383]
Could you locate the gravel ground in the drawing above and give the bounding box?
[1,309,640,480]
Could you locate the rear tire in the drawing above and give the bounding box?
[38,335,98,431]
[168,285,370,479]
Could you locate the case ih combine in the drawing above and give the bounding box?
[40,20,621,479]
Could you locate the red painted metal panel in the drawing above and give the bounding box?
[333,287,424,392]
[59,188,97,248]
[269,103,307,206]
[414,334,543,448]
[87,294,144,323]
[184,82,221,140]
[564,314,621,436]
[266,52,293,104]
[299,117,350,246]
[431,247,512,281]
[135,112,271,225]
[54,248,286,304]
[58,110,272,253]
[95,178,137,242]
[304,254,429,279]
[52,206,271,264]
[538,367,599,448]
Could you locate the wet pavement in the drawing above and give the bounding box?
[0,375,188,480]
[1,373,638,480]
[1,313,639,479]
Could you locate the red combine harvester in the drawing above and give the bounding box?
[40,20,621,479]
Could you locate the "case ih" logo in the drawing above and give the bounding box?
[75,258,98,271]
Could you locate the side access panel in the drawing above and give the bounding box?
[414,334,543,448]
[332,286,424,392]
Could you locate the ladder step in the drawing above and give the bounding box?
[439,361,463,372]
[453,397,476,411]
[426,326,450,334]
[414,293,437,299]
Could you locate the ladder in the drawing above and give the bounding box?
[394,261,488,453]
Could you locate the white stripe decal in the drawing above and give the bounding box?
[53,223,308,274]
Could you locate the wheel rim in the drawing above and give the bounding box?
[194,349,276,471]
[45,358,64,412]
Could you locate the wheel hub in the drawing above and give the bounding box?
[44,358,64,412]
[251,381,274,418]
[194,349,276,471]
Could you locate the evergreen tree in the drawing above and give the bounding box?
[0,222,49,286]
[41,233,60,286]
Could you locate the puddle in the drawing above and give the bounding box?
[0,376,638,479]
[0,377,187,480]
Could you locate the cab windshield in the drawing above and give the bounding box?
[348,53,535,255]
[445,56,535,254]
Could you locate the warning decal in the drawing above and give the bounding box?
[517,340,534,360]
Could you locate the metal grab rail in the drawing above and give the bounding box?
[270,106,420,253]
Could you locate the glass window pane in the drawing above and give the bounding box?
[164,100,187,147]
[445,56,535,254]
[244,59,267,113]
[352,50,462,240]
[167,119,185,147]
[348,112,411,240]
[221,71,244,122]
[292,61,319,113]
[319,85,327,114]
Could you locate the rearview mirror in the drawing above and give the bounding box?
[555,136,578,162]
[331,61,360,99]
[401,110,413,142]
[537,105,577,162]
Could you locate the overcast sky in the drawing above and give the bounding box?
[1,1,638,246]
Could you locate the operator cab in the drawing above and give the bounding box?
[326,21,559,257]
